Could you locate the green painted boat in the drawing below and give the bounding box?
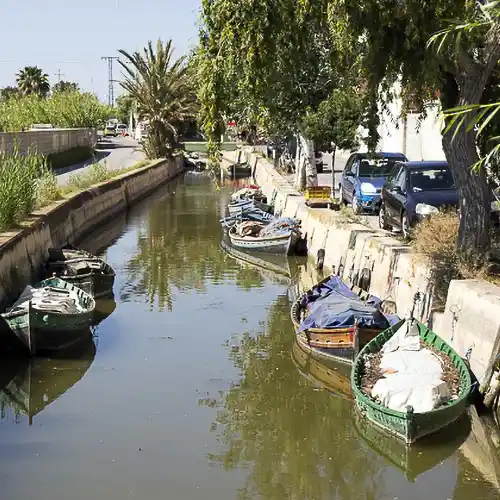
[45,247,116,299]
[351,318,472,445]
[1,277,95,355]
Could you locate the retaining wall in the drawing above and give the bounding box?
[0,128,97,156]
[0,156,184,310]
[241,150,500,391]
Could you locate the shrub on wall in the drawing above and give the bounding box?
[0,92,113,132]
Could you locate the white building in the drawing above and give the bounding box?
[357,84,446,161]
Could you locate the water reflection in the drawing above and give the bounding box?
[0,334,96,425]
[201,294,385,499]
[121,175,273,310]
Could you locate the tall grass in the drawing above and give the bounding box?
[0,92,113,132]
[0,147,45,229]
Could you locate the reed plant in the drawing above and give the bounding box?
[0,147,44,229]
[0,92,113,132]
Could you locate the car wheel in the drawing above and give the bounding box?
[352,193,361,215]
[401,211,411,239]
[378,202,392,230]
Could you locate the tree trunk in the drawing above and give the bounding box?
[442,126,491,265]
[441,70,492,265]
[294,133,317,190]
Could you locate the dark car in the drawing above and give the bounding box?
[379,161,459,237]
[339,152,408,213]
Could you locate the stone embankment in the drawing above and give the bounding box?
[0,156,184,310]
[232,149,500,396]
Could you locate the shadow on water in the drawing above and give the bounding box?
[0,333,96,425]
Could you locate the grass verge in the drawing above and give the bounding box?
[0,152,150,231]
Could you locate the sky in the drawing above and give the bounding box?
[0,0,201,102]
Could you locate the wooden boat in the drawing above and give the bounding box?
[291,274,394,365]
[45,247,116,298]
[0,334,96,425]
[220,209,275,230]
[292,337,352,400]
[220,235,296,282]
[227,198,274,216]
[227,162,251,178]
[352,410,470,481]
[228,225,299,255]
[351,318,473,444]
[1,277,96,355]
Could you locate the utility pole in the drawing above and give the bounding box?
[55,69,65,82]
[101,56,119,107]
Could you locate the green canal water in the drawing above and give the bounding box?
[0,173,499,499]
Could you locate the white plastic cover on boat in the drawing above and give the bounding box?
[10,285,85,314]
[370,319,449,413]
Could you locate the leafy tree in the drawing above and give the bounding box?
[197,0,366,184]
[0,86,19,101]
[327,0,500,263]
[115,93,135,124]
[118,39,196,158]
[16,66,50,97]
[52,80,79,93]
[302,89,363,168]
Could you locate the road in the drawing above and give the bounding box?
[56,136,146,186]
[286,150,381,230]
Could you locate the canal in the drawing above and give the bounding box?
[0,172,499,499]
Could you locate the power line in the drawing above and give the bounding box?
[101,56,119,106]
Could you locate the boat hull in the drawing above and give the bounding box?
[228,230,298,255]
[290,279,384,364]
[2,278,95,355]
[351,319,473,444]
[46,249,116,299]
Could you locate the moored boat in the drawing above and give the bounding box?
[228,217,301,255]
[45,247,116,298]
[227,162,251,178]
[227,198,274,216]
[291,274,395,365]
[1,277,95,355]
[351,317,473,444]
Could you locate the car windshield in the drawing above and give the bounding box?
[410,168,455,192]
[358,157,402,177]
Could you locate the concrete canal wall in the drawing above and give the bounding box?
[236,150,500,393]
[0,156,184,310]
[0,128,97,156]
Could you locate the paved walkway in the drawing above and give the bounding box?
[56,137,146,186]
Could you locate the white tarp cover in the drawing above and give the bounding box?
[371,319,449,413]
[10,285,84,314]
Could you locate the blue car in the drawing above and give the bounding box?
[339,152,408,214]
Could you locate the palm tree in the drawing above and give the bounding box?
[118,39,196,158]
[15,66,50,97]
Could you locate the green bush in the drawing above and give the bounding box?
[47,146,93,170]
[0,92,113,132]
[0,147,44,229]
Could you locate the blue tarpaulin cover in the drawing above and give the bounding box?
[297,275,390,333]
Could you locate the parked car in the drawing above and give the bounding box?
[116,124,128,136]
[379,161,459,238]
[339,152,408,213]
[103,124,117,137]
[315,150,324,173]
